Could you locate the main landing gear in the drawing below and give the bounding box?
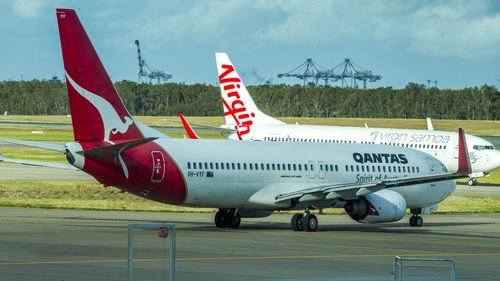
[467,178,478,186]
[409,208,423,227]
[291,211,318,232]
[214,208,241,229]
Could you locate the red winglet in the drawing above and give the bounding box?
[178,113,199,139]
[457,128,471,174]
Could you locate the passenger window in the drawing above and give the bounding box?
[398,166,401,173]
[293,164,297,171]
[310,164,314,171]
[388,166,392,172]
[277,164,280,171]
[361,166,364,172]
[403,166,406,173]
[282,164,286,170]
[243,163,247,170]
[232,163,236,170]
[345,165,349,171]
[187,162,191,169]
[215,163,219,169]
[383,166,386,172]
[237,163,241,170]
[320,164,324,171]
[272,164,275,170]
[304,164,308,171]
[193,162,197,169]
[356,166,359,172]
[266,163,270,170]
[417,167,420,173]
[288,164,292,170]
[335,165,338,172]
[210,163,213,169]
[377,166,381,172]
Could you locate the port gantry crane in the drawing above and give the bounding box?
[278,58,381,89]
[134,40,172,84]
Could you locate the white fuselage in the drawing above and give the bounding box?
[228,124,500,177]
[158,139,456,210]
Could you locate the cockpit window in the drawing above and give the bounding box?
[473,145,496,151]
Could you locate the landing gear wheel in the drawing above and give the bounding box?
[467,178,478,186]
[414,216,423,227]
[409,216,423,227]
[215,209,227,228]
[303,214,318,232]
[291,214,304,231]
[227,212,241,228]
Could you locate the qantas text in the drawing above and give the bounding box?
[353,153,408,164]
[219,64,254,140]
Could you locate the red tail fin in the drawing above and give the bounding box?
[457,128,472,174]
[178,113,200,139]
[56,9,143,144]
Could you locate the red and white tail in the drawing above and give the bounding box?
[56,8,159,144]
[215,53,284,139]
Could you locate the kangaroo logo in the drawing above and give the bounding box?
[66,72,133,144]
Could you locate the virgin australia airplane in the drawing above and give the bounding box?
[0,9,472,232]
[214,53,500,187]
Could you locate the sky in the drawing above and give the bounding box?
[1,0,500,89]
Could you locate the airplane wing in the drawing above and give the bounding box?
[178,113,200,139]
[0,137,66,152]
[0,153,78,170]
[275,128,471,203]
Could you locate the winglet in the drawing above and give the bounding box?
[457,128,471,174]
[178,113,199,139]
[426,117,434,131]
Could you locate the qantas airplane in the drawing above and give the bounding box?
[214,53,500,187]
[0,9,472,232]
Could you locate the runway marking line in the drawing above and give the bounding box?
[1,252,500,266]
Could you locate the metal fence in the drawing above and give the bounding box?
[128,223,176,281]
[394,256,457,281]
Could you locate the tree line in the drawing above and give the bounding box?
[1,79,500,120]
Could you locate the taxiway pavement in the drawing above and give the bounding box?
[0,208,499,281]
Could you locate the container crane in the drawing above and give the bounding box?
[134,40,172,84]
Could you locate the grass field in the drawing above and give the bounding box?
[1,115,500,213]
[1,181,499,214]
[1,115,500,135]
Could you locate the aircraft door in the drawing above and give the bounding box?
[318,161,326,179]
[426,157,435,172]
[151,151,165,183]
[308,161,316,179]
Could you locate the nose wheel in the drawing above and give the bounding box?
[214,208,241,228]
[291,212,318,232]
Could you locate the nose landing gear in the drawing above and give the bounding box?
[214,208,241,229]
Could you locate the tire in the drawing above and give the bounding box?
[414,216,423,227]
[291,214,304,231]
[214,210,227,228]
[467,179,476,186]
[409,216,416,226]
[303,214,318,232]
[228,212,241,228]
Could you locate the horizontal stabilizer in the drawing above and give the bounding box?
[0,137,66,152]
[0,153,78,170]
[79,137,157,158]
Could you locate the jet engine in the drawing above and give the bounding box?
[344,189,406,223]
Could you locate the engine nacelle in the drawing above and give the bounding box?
[344,189,406,223]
